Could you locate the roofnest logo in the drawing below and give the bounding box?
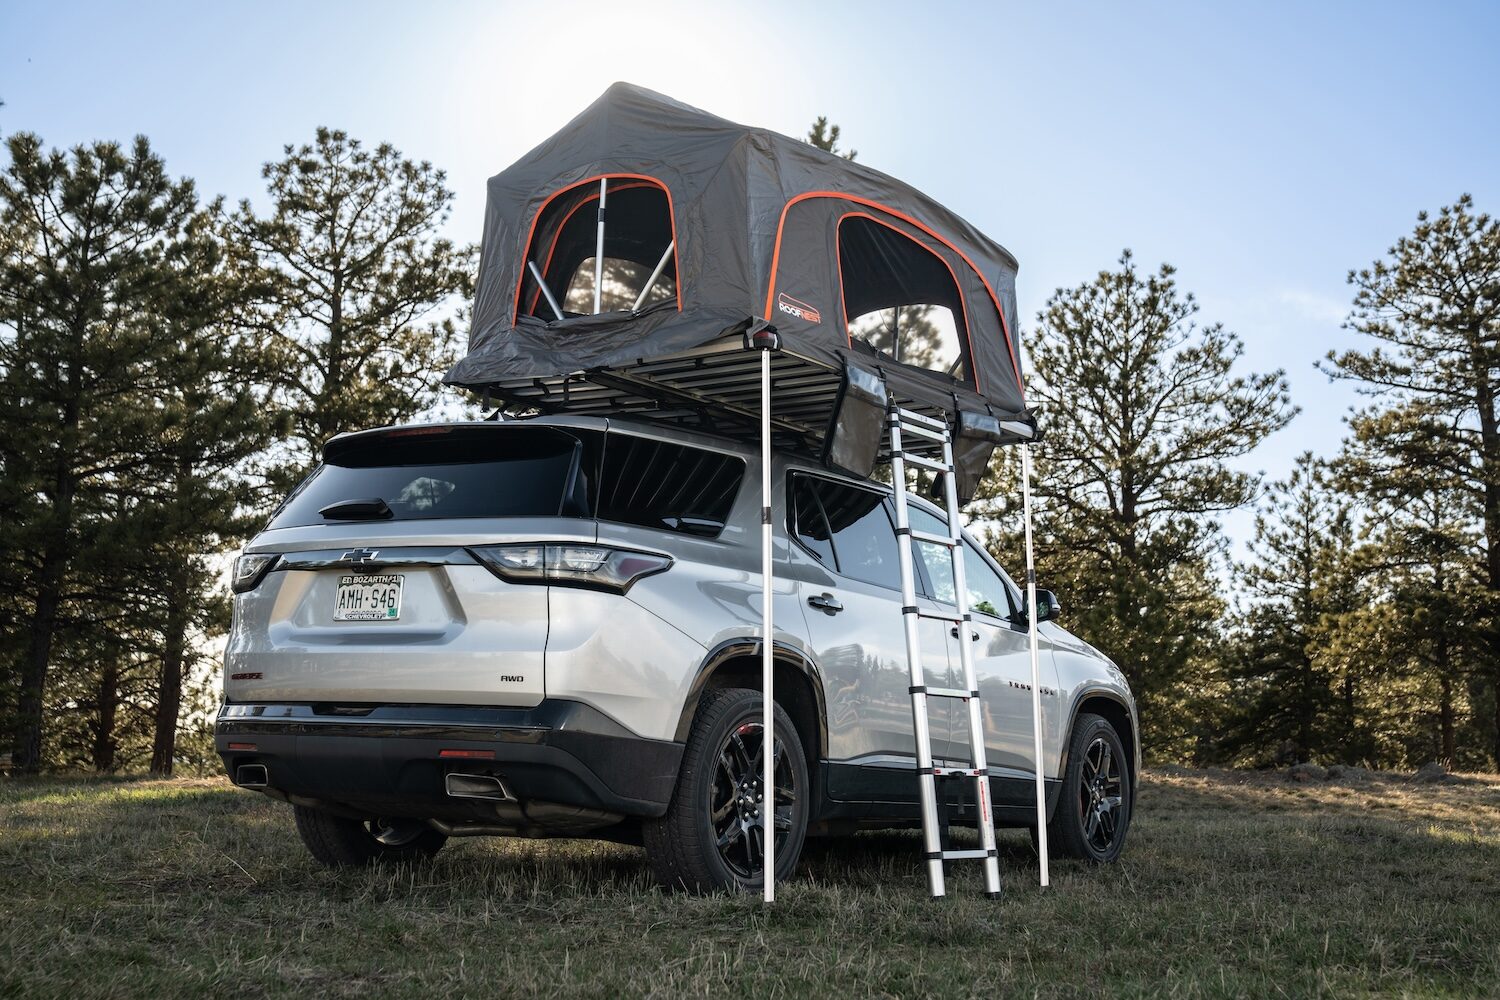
[777,292,822,325]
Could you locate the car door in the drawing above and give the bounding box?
[907,503,1061,777]
[788,473,953,798]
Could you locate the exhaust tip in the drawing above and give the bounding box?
[445,772,515,802]
[235,763,269,788]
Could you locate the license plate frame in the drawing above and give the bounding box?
[333,573,404,622]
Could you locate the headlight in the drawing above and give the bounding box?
[470,544,671,593]
[231,552,280,593]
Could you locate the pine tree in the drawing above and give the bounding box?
[1000,251,1296,759]
[1223,454,1364,764]
[0,134,228,771]
[1321,195,1500,769]
[806,117,857,161]
[225,128,474,489]
[1335,396,1488,768]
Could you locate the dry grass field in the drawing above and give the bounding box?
[2,767,1497,998]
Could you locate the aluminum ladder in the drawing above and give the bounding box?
[888,403,1003,899]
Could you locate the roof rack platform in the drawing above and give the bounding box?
[487,333,963,462]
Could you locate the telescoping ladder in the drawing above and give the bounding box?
[888,403,1004,899]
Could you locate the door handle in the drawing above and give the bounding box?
[807,593,844,615]
[951,626,979,641]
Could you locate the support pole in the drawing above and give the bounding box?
[631,240,675,312]
[527,261,565,321]
[1021,444,1050,888]
[593,178,607,314]
[759,346,775,903]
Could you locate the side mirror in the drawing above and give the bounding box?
[1018,589,1061,626]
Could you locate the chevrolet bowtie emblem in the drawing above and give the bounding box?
[341,548,379,564]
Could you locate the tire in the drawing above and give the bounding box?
[1044,712,1131,862]
[293,805,447,868]
[644,687,809,893]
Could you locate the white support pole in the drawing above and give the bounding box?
[592,178,607,314]
[1021,444,1050,888]
[760,347,775,903]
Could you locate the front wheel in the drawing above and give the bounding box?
[1045,713,1131,862]
[644,687,809,892]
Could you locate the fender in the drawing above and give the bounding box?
[673,637,829,759]
[1059,685,1141,803]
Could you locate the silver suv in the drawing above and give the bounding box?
[217,416,1138,891]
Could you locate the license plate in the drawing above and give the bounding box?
[333,574,403,621]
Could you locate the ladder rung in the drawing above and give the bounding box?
[921,686,980,700]
[899,453,948,473]
[932,766,987,778]
[908,528,958,548]
[894,407,947,430]
[927,848,998,861]
[897,422,948,443]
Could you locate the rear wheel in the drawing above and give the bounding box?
[293,805,447,867]
[644,687,809,892]
[1045,713,1131,862]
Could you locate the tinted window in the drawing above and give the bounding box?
[815,480,900,590]
[268,427,594,529]
[598,433,744,536]
[791,476,835,565]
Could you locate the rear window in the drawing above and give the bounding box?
[266,427,598,529]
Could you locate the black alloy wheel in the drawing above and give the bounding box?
[644,687,809,892]
[1045,712,1132,862]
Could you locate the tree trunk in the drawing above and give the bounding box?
[12,544,65,773]
[1438,666,1456,767]
[92,660,119,773]
[1470,358,1500,771]
[1342,674,1358,765]
[150,561,190,776]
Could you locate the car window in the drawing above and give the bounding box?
[902,501,1019,620]
[268,426,596,529]
[790,475,835,565]
[814,479,900,590]
[908,506,954,603]
[963,541,1018,620]
[597,433,744,537]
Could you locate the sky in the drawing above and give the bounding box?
[3,0,1498,552]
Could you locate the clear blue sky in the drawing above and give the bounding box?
[3,0,1498,551]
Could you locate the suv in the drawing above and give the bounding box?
[217,416,1137,891]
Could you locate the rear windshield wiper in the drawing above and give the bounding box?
[318,497,393,520]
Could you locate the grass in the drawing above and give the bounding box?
[1,769,1498,999]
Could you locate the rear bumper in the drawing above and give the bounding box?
[215,700,683,830]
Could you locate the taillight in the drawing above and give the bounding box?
[231,552,280,593]
[469,544,671,593]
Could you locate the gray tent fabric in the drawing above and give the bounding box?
[445,82,1031,429]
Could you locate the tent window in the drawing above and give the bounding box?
[839,215,971,386]
[564,257,675,314]
[520,179,677,320]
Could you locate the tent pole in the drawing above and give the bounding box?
[526,261,565,321]
[760,345,775,903]
[1021,443,1050,888]
[593,178,608,314]
[631,240,675,312]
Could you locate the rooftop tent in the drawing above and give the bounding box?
[445,83,1036,476]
